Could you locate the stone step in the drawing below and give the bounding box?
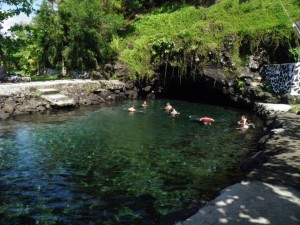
[38,88,60,95]
[40,94,75,107]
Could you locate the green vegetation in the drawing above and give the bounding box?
[1,0,124,77]
[0,0,33,75]
[113,0,300,79]
[290,104,300,113]
[31,74,61,81]
[235,78,246,93]
[0,0,33,21]
[1,0,299,81]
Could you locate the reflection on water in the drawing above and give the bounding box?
[0,100,262,224]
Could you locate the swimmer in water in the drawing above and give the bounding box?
[199,117,215,125]
[238,115,250,129]
[142,101,148,107]
[170,108,180,117]
[164,102,173,111]
[128,106,136,112]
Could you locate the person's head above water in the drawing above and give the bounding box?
[165,102,173,110]
[142,101,148,107]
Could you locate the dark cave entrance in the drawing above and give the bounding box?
[155,72,232,106]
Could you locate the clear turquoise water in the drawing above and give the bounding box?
[0,99,262,224]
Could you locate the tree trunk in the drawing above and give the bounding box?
[61,57,66,76]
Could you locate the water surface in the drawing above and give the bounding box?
[0,100,262,224]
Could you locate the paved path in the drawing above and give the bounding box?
[0,80,99,96]
[176,112,300,225]
[177,181,300,225]
[247,112,300,190]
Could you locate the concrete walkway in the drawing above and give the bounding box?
[247,112,300,189]
[176,181,300,225]
[0,80,100,96]
[176,112,300,225]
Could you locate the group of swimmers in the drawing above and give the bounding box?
[128,101,180,117]
[127,101,148,112]
[164,102,217,125]
[128,101,253,129]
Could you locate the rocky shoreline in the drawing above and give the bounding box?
[0,80,138,120]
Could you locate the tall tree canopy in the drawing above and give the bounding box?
[59,0,123,72]
[0,0,34,74]
[5,0,124,75]
[0,0,33,22]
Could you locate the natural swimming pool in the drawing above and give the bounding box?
[0,99,262,224]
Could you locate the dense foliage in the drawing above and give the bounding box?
[1,0,300,79]
[1,0,123,75]
[112,0,300,79]
[0,0,33,21]
[0,0,33,73]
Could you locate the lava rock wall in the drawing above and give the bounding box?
[260,62,300,95]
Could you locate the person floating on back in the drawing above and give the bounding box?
[199,117,215,125]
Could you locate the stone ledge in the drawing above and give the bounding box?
[255,102,292,116]
[176,181,300,225]
[0,79,137,120]
[0,80,101,96]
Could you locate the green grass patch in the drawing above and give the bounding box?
[31,74,66,81]
[112,0,300,79]
[290,104,300,113]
